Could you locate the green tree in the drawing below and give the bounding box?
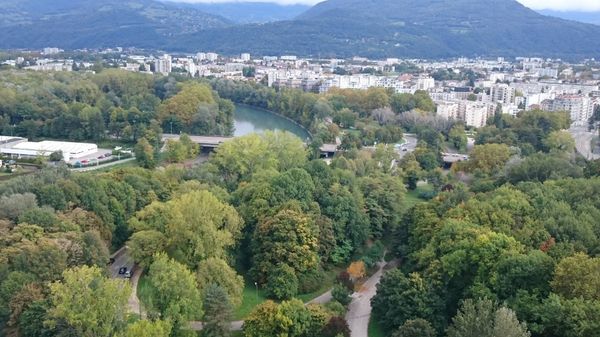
[331,283,352,306]
[243,299,326,337]
[266,264,299,300]
[196,258,244,308]
[460,144,511,174]
[128,230,167,269]
[372,270,438,332]
[543,130,575,154]
[392,319,436,337]
[119,320,172,337]
[447,299,530,337]
[201,284,233,337]
[252,206,319,284]
[46,266,131,337]
[134,137,156,169]
[551,253,600,300]
[449,125,468,151]
[130,191,243,269]
[164,139,187,163]
[147,254,202,329]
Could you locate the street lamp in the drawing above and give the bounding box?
[254,282,258,300]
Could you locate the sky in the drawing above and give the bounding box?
[168,0,600,11]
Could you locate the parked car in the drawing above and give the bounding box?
[118,267,127,275]
[124,270,132,279]
[107,257,115,265]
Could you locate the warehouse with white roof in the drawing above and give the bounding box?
[0,136,98,162]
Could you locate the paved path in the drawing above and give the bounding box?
[71,157,136,172]
[345,261,386,337]
[570,126,600,160]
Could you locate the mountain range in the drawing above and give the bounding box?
[1,0,599,59]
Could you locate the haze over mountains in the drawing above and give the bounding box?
[1,0,599,59]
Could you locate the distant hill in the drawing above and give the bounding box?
[163,1,311,23]
[0,0,231,50]
[1,0,600,60]
[175,0,600,59]
[537,10,600,26]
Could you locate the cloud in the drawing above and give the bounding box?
[165,0,600,11]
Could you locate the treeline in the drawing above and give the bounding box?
[0,69,234,142]
[208,78,436,146]
[372,109,600,337]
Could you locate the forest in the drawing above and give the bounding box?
[0,67,599,337]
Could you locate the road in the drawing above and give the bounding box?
[345,261,386,337]
[71,157,136,172]
[570,125,599,160]
[397,134,417,159]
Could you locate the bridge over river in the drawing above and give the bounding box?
[161,134,339,157]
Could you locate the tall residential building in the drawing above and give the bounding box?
[155,54,172,75]
[436,100,494,128]
[541,95,598,126]
[416,76,435,91]
[490,84,516,105]
[241,53,251,62]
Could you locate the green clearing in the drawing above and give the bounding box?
[405,183,434,208]
[234,282,269,320]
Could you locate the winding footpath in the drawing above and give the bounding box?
[345,261,387,337]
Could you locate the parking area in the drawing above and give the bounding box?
[68,148,113,165]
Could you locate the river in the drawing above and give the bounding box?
[233,105,311,141]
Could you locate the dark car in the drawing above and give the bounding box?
[107,257,115,265]
[118,267,127,275]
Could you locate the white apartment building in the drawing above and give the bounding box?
[155,54,172,75]
[416,76,435,91]
[241,53,251,62]
[436,101,494,128]
[541,95,599,126]
[490,84,516,105]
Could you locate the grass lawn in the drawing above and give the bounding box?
[234,282,268,320]
[93,159,138,172]
[368,313,385,337]
[137,274,155,314]
[405,183,434,208]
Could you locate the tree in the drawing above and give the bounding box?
[0,193,38,221]
[147,254,202,329]
[202,284,233,337]
[130,191,243,269]
[346,261,366,282]
[49,150,64,162]
[332,283,352,306]
[321,316,351,337]
[119,320,172,337]
[197,258,244,308]
[243,299,326,337]
[252,206,319,284]
[392,319,436,337]
[128,230,167,269]
[372,270,438,332]
[448,125,468,151]
[460,143,511,174]
[134,137,156,169]
[46,266,131,337]
[447,299,530,337]
[266,264,299,300]
[551,253,600,300]
[164,139,187,163]
[543,130,575,154]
